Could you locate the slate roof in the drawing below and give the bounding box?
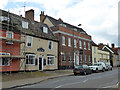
[91,41,98,46]
[0,9,58,42]
[43,15,88,35]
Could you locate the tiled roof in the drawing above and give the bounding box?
[0,9,58,42]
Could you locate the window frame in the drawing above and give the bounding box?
[62,36,66,46]
[2,58,10,66]
[6,31,13,39]
[79,40,82,49]
[84,42,86,50]
[22,21,28,29]
[26,36,33,47]
[62,52,66,62]
[26,54,35,65]
[68,38,71,47]
[47,56,55,65]
[74,39,77,48]
[48,41,53,50]
[88,43,90,50]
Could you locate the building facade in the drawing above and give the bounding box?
[0,9,24,72]
[40,12,92,69]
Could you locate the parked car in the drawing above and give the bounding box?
[105,63,112,71]
[73,65,92,75]
[89,62,106,72]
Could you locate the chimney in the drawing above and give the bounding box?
[98,43,103,50]
[25,9,34,21]
[111,43,115,48]
[40,11,45,22]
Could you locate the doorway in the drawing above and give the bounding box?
[39,56,43,71]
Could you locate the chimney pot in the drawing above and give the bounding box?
[111,43,115,48]
[25,9,34,21]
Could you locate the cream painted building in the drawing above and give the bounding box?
[92,42,110,64]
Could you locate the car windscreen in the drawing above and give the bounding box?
[74,66,83,69]
[92,63,99,66]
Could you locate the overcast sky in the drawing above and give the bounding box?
[0,0,119,47]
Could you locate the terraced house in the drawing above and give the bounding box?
[0,9,59,72]
[40,11,92,69]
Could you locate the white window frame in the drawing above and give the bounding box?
[79,40,82,49]
[68,38,71,47]
[22,21,28,29]
[62,24,66,27]
[48,41,53,50]
[88,55,91,63]
[47,56,55,65]
[43,27,48,33]
[26,36,33,47]
[84,42,86,50]
[6,31,13,39]
[26,54,35,65]
[88,43,90,50]
[74,39,77,48]
[62,36,66,46]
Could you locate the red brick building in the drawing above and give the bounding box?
[0,9,24,72]
[40,12,92,69]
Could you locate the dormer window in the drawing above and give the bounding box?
[43,27,48,33]
[62,24,66,27]
[74,28,77,31]
[0,16,10,22]
[22,21,28,29]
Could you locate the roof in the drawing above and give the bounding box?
[43,15,88,35]
[91,41,98,46]
[0,9,58,42]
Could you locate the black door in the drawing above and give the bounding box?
[39,57,42,70]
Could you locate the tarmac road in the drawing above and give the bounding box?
[15,68,119,89]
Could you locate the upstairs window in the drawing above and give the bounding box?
[43,27,48,33]
[48,41,52,50]
[79,40,82,49]
[22,21,28,29]
[62,24,66,27]
[74,28,77,31]
[84,42,86,50]
[26,36,33,47]
[0,16,10,22]
[6,31,13,39]
[74,39,77,48]
[88,43,90,50]
[62,36,65,46]
[68,38,71,47]
[94,47,96,53]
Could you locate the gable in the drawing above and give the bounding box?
[102,46,114,53]
[44,17,54,27]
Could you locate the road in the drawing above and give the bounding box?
[15,68,119,89]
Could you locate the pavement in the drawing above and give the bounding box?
[1,70,73,89]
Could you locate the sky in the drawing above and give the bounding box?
[0,0,119,47]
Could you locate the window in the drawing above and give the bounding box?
[26,54,35,65]
[74,28,77,31]
[88,55,91,63]
[68,38,71,47]
[101,54,103,58]
[62,36,65,45]
[47,56,54,65]
[2,58,10,66]
[0,16,10,22]
[26,36,33,47]
[94,58,96,63]
[43,27,48,33]
[74,39,77,48]
[62,53,66,62]
[84,42,86,49]
[48,41,52,50]
[80,55,82,63]
[94,47,96,53]
[62,24,66,27]
[68,53,72,62]
[79,40,82,49]
[6,31,13,39]
[84,55,86,63]
[22,21,28,29]
[88,43,90,50]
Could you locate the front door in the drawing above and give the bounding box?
[39,56,43,70]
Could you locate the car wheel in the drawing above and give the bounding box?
[96,68,99,73]
[84,71,86,75]
[74,73,77,76]
[102,68,105,72]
